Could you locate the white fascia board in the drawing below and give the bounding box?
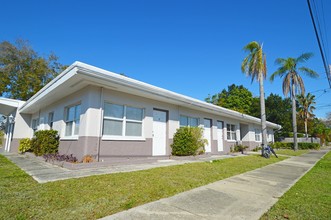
[75,62,281,129]
[0,97,22,108]
[18,63,79,113]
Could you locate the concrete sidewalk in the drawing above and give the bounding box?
[2,152,243,183]
[101,149,329,220]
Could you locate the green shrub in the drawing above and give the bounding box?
[231,145,249,153]
[270,142,320,150]
[298,143,320,150]
[31,130,59,156]
[0,130,4,146]
[171,127,207,156]
[18,138,32,153]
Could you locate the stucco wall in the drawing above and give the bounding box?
[10,84,277,158]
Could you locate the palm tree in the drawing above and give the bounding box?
[270,53,318,150]
[241,41,268,153]
[297,93,316,138]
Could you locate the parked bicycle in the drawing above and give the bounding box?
[262,144,278,158]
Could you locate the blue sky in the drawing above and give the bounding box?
[1,0,330,118]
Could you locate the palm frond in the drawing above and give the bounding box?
[298,67,319,78]
[296,52,314,63]
[274,58,286,65]
[296,75,305,96]
[283,73,291,97]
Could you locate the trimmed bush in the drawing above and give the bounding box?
[231,145,249,153]
[298,143,320,150]
[18,138,32,153]
[270,142,320,150]
[171,127,207,156]
[31,130,59,156]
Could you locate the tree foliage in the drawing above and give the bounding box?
[297,93,316,137]
[0,39,66,100]
[241,41,268,149]
[270,53,318,150]
[205,84,253,114]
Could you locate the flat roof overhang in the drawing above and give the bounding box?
[0,98,24,115]
[18,62,282,130]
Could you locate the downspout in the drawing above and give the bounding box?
[7,123,13,152]
[96,87,104,162]
[4,117,9,151]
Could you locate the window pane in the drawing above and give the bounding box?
[104,103,124,118]
[126,106,143,121]
[227,132,231,140]
[231,124,235,131]
[203,119,211,128]
[67,106,75,121]
[65,121,73,136]
[233,132,237,140]
[180,116,188,127]
[75,105,81,120]
[125,121,142,136]
[227,124,231,131]
[103,119,123,135]
[190,117,199,127]
[48,112,53,123]
[74,119,80,135]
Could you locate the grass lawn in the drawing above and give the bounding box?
[261,150,331,220]
[0,155,285,219]
[275,149,309,156]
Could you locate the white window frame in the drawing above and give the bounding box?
[267,130,273,142]
[179,115,199,127]
[64,104,81,138]
[32,118,39,134]
[227,124,236,141]
[255,128,261,142]
[102,102,145,140]
[48,112,54,129]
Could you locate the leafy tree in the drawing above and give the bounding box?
[205,93,220,105]
[297,93,316,137]
[265,93,292,139]
[0,39,66,100]
[249,97,261,118]
[270,53,318,150]
[241,41,268,151]
[206,84,253,114]
[312,118,331,145]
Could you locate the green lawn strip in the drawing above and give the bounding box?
[261,151,331,220]
[0,155,284,220]
[274,149,309,156]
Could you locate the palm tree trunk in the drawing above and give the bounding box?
[305,118,308,138]
[259,74,268,155]
[292,83,298,151]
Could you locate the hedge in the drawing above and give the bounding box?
[271,142,320,150]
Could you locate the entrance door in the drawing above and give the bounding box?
[217,121,224,151]
[204,119,212,153]
[152,110,167,156]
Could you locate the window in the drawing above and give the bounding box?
[65,104,81,136]
[255,128,261,142]
[32,118,39,133]
[180,115,199,127]
[103,103,144,137]
[267,131,273,142]
[227,124,236,140]
[48,112,54,129]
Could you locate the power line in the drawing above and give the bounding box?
[307,0,331,88]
